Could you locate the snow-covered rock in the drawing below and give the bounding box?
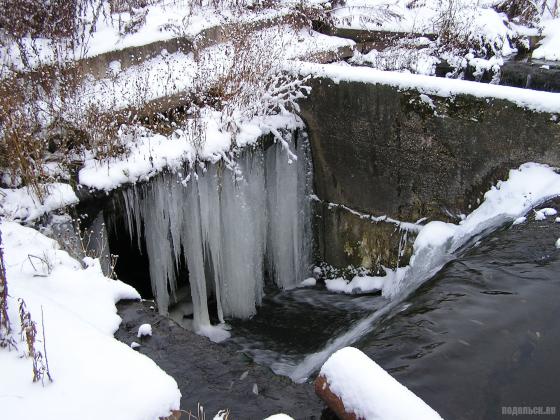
[137,323,153,338]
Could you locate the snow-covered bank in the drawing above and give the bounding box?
[294,61,560,113]
[79,112,303,191]
[1,3,291,72]
[0,221,181,420]
[0,183,78,222]
[319,347,443,420]
[288,162,560,382]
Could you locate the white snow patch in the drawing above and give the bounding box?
[556,238,560,248]
[542,207,557,215]
[419,93,436,108]
[320,347,443,420]
[512,216,527,225]
[0,221,180,420]
[533,18,560,61]
[198,324,231,343]
[300,277,317,287]
[326,275,384,294]
[0,183,78,222]
[137,323,153,338]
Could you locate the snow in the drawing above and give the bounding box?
[331,0,515,56]
[326,275,384,294]
[0,221,181,420]
[294,62,560,113]
[556,238,560,248]
[1,4,290,71]
[320,347,443,420]
[535,211,547,220]
[534,207,556,220]
[137,324,153,338]
[263,415,295,420]
[350,45,440,75]
[299,277,317,287]
[533,18,560,61]
[325,200,422,233]
[79,112,302,191]
[131,342,141,349]
[0,183,78,222]
[536,207,558,217]
[512,216,527,225]
[556,217,560,223]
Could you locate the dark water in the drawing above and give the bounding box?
[229,206,560,419]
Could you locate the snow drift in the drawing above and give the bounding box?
[0,221,181,420]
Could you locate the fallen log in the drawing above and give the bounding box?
[315,374,359,420]
[314,347,444,420]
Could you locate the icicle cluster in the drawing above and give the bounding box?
[119,134,312,334]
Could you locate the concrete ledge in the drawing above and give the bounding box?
[299,69,560,269]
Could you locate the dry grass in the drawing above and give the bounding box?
[18,298,53,384]
[497,0,540,24]
[0,230,13,348]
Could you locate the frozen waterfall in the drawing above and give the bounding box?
[117,133,313,338]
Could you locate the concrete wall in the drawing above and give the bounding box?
[300,77,560,271]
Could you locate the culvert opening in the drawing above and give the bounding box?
[106,210,153,299]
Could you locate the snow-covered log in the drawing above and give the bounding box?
[315,347,443,420]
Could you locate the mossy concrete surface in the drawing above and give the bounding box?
[301,77,560,270]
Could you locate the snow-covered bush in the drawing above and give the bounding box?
[190,25,310,145]
[433,0,515,57]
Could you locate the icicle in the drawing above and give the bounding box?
[117,132,313,330]
[265,132,313,289]
[197,164,225,323]
[182,178,211,331]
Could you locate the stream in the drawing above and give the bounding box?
[226,201,560,419]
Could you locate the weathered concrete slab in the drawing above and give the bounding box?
[299,71,560,270]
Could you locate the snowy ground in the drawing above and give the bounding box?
[0,184,78,222]
[0,221,181,420]
[0,2,291,72]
